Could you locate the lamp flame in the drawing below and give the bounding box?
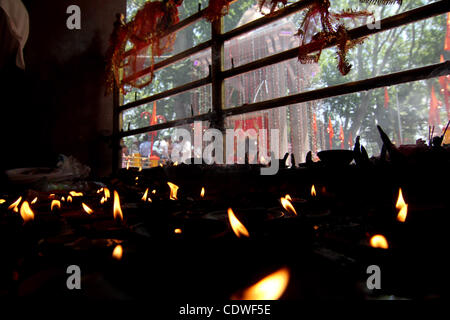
[233,267,290,300]
[0,199,5,204]
[284,194,292,201]
[104,188,110,199]
[51,200,61,211]
[67,196,73,203]
[167,182,179,200]
[82,203,93,215]
[395,188,408,223]
[20,201,34,223]
[280,197,297,216]
[370,235,389,249]
[69,191,83,197]
[9,196,22,212]
[228,208,250,238]
[31,197,38,204]
[311,185,316,197]
[113,190,124,221]
[112,244,123,260]
[200,187,205,198]
[174,228,182,234]
[141,188,149,201]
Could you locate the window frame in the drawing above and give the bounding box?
[112,0,449,170]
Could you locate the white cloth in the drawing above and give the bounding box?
[0,0,29,69]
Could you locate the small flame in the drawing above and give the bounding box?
[395,188,406,209]
[138,165,143,172]
[20,201,34,223]
[69,191,83,197]
[284,194,292,201]
[0,199,5,204]
[200,187,205,198]
[234,268,290,300]
[395,188,408,223]
[100,197,106,204]
[31,197,38,204]
[135,177,139,181]
[112,244,123,260]
[49,194,55,199]
[126,160,130,170]
[141,188,149,201]
[61,197,65,202]
[8,196,22,212]
[370,235,389,249]
[147,197,152,202]
[174,228,182,234]
[280,197,297,216]
[152,189,156,194]
[167,182,179,200]
[174,161,178,166]
[104,188,110,199]
[51,200,61,211]
[311,185,316,197]
[228,208,250,238]
[82,203,94,215]
[67,196,73,203]
[113,190,124,221]
[97,188,104,194]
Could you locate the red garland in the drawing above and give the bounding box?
[204,0,233,22]
[106,0,182,93]
[258,0,288,14]
[297,0,372,75]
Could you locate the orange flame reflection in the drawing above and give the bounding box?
[167,182,179,200]
[228,208,250,238]
[200,187,205,198]
[51,200,61,211]
[20,201,34,223]
[311,185,316,197]
[280,197,297,216]
[112,245,123,260]
[82,203,93,215]
[234,268,290,300]
[370,235,389,249]
[141,188,149,201]
[8,196,22,212]
[113,190,124,221]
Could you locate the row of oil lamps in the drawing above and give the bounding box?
[0,183,409,299]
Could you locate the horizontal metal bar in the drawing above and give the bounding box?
[123,9,206,59]
[222,0,448,80]
[121,40,212,85]
[222,61,450,117]
[221,0,315,42]
[119,76,211,112]
[118,113,213,139]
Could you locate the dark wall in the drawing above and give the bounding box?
[0,0,126,177]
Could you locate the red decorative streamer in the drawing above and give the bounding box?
[327,116,334,149]
[339,124,345,149]
[204,0,233,22]
[106,0,183,93]
[384,87,389,109]
[438,55,449,119]
[445,13,450,51]
[297,0,372,75]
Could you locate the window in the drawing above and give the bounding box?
[114,0,449,169]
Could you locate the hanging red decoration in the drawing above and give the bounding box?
[204,0,233,22]
[327,116,334,149]
[297,0,372,75]
[106,0,183,93]
[445,13,450,51]
[339,124,345,149]
[258,0,288,14]
[438,55,449,119]
[384,87,389,109]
